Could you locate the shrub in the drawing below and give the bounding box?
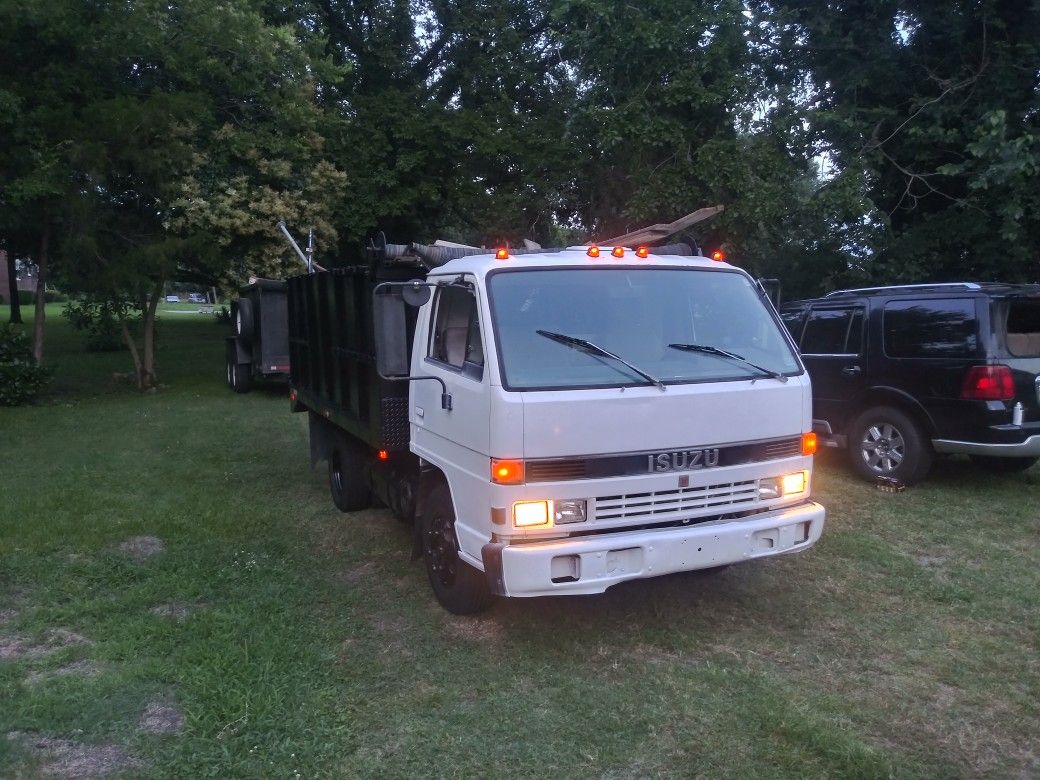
[0,325,49,406]
[63,298,133,352]
[214,305,231,324]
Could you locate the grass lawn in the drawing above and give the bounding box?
[1,304,1038,778]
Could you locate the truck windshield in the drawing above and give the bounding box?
[488,267,802,390]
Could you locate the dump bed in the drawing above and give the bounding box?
[287,261,421,451]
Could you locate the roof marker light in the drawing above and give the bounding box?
[636,245,649,258]
[587,246,600,258]
[611,246,625,258]
[711,249,726,262]
[495,247,509,260]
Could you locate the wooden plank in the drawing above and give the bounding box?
[593,205,725,246]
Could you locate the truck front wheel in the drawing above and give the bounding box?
[329,441,371,512]
[422,484,493,615]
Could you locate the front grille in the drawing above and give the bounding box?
[525,436,802,482]
[594,480,757,521]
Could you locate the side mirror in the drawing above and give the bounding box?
[374,292,409,377]
[758,277,782,307]
[402,279,432,307]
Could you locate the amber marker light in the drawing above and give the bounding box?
[711,249,726,261]
[377,450,389,461]
[801,432,818,456]
[587,246,600,258]
[611,246,625,258]
[495,247,510,260]
[491,458,525,485]
[635,245,650,258]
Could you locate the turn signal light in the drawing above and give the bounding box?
[711,249,726,262]
[801,432,818,456]
[635,245,649,258]
[495,247,509,260]
[491,458,525,484]
[587,246,601,258]
[611,246,625,258]
[962,365,1014,401]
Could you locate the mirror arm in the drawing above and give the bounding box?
[376,370,452,411]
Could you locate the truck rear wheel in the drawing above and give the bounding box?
[229,360,252,394]
[848,406,932,484]
[235,298,254,340]
[329,440,371,512]
[422,484,493,615]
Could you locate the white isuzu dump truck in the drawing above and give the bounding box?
[287,241,825,613]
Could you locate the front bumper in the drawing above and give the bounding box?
[932,434,1040,458]
[481,500,825,597]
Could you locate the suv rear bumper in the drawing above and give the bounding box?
[481,500,825,597]
[933,434,1040,458]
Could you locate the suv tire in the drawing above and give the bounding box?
[848,406,933,484]
[969,455,1038,474]
[422,483,493,615]
[328,439,371,512]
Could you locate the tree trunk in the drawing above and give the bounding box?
[6,252,21,324]
[119,318,144,390]
[32,229,48,365]
[141,281,162,388]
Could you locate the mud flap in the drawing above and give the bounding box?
[481,542,507,596]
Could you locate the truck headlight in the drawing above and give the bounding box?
[758,471,808,499]
[513,499,588,528]
[553,499,587,524]
[514,500,552,527]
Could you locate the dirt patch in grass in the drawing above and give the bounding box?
[26,660,103,686]
[1,630,90,662]
[138,701,185,735]
[118,535,165,561]
[150,602,193,621]
[6,731,142,778]
[443,616,503,643]
[0,608,16,626]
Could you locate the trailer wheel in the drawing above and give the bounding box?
[422,484,493,614]
[329,441,371,512]
[229,360,252,394]
[235,298,254,340]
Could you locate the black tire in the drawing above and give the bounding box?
[848,406,932,484]
[235,298,254,340]
[328,440,371,512]
[422,483,493,615]
[229,360,252,394]
[969,455,1039,474]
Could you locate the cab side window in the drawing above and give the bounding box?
[429,284,484,379]
[801,308,863,355]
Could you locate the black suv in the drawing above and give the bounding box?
[780,283,1040,483]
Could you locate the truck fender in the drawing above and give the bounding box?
[412,460,447,561]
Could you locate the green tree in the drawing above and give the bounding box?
[0,0,345,388]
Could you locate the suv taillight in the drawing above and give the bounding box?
[961,365,1015,401]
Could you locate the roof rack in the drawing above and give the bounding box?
[824,282,982,297]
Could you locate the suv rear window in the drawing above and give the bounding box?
[1006,300,1040,357]
[801,308,862,354]
[883,298,978,358]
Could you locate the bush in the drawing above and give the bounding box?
[63,298,131,352]
[0,325,49,406]
[214,305,231,324]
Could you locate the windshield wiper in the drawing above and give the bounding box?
[668,343,788,383]
[537,330,666,390]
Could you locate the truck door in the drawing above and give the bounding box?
[799,305,867,433]
[410,276,492,478]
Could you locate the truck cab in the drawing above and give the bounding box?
[289,245,825,613]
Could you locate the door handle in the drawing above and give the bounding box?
[842,365,861,376]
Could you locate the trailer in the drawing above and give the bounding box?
[226,279,290,393]
[289,240,825,614]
